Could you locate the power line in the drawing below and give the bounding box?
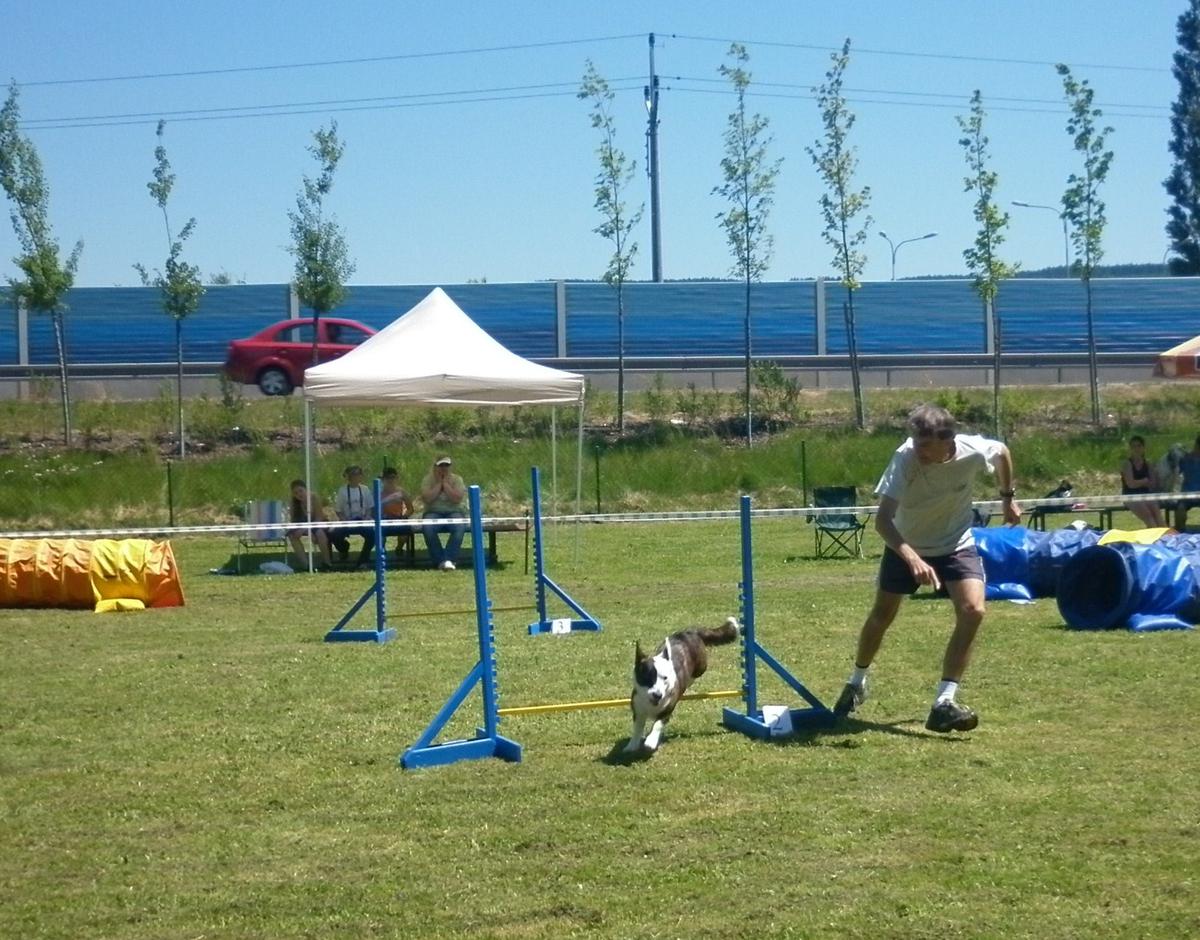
[16,34,644,87]
[668,33,1171,74]
[674,75,1169,114]
[20,78,644,127]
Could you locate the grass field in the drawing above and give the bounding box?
[2,515,1197,939]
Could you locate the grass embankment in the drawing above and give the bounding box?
[2,520,1197,938]
[0,382,1197,529]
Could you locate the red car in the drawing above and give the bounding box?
[223,317,376,396]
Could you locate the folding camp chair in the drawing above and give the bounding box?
[811,485,867,558]
[236,499,289,573]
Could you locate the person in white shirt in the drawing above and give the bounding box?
[833,403,1022,733]
[331,465,376,568]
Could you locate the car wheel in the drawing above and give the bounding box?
[258,368,293,396]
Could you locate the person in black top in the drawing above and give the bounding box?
[1120,435,1164,528]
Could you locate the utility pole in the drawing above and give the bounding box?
[645,33,663,282]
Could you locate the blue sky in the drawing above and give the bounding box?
[0,1,1186,287]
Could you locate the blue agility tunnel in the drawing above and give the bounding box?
[973,526,1101,601]
[1057,540,1200,632]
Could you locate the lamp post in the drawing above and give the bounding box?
[644,33,662,282]
[877,230,938,280]
[1012,200,1070,274]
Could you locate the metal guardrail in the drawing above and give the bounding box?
[0,351,1159,382]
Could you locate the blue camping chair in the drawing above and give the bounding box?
[812,486,867,559]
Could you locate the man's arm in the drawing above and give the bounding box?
[444,474,467,503]
[993,443,1022,525]
[874,495,941,589]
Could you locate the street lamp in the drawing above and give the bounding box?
[1012,201,1070,274]
[877,230,938,280]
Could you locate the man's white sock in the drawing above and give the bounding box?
[850,665,869,687]
[935,679,958,704]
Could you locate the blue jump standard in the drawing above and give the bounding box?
[526,466,602,635]
[324,476,396,643]
[721,494,835,738]
[400,486,523,769]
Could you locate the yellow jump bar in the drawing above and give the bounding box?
[497,688,743,717]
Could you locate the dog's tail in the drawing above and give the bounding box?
[694,616,740,647]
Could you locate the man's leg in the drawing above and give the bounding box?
[443,522,466,564]
[422,514,445,566]
[834,588,904,716]
[925,576,985,733]
[355,526,376,566]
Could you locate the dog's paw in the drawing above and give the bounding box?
[622,739,643,753]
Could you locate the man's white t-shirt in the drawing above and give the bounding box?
[334,484,374,521]
[874,434,1004,556]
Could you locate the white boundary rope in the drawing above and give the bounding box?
[3,491,1197,541]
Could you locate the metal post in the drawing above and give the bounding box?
[594,445,601,514]
[166,459,175,528]
[646,33,663,282]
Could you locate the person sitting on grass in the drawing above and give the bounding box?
[1120,435,1165,529]
[420,456,467,571]
[380,467,415,562]
[332,464,376,569]
[287,479,333,571]
[833,403,1021,734]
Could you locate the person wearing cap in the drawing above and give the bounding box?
[332,464,376,569]
[420,456,467,570]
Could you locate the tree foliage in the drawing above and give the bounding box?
[579,60,642,434]
[0,81,82,445]
[1056,64,1114,427]
[136,120,204,457]
[713,42,781,446]
[1165,0,1200,275]
[807,39,871,429]
[288,122,354,365]
[957,90,1017,436]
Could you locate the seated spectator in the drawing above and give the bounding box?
[420,456,467,571]
[332,464,376,568]
[380,467,415,559]
[1120,435,1165,528]
[287,479,333,571]
[1174,435,1200,531]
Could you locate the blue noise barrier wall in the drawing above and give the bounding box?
[1057,540,1200,632]
[973,526,1101,601]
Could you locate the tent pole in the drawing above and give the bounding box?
[303,399,314,573]
[551,407,558,518]
[575,396,584,563]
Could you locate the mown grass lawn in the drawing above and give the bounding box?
[2,515,1198,939]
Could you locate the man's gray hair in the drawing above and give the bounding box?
[907,403,957,437]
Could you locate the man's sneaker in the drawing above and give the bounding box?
[833,679,868,718]
[440,559,456,571]
[925,699,979,733]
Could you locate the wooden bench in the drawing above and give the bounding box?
[1028,504,1114,531]
[390,516,530,572]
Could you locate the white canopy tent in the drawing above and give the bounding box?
[299,287,585,562]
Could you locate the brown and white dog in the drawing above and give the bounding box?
[625,616,740,753]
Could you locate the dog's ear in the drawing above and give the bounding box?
[634,640,646,665]
[662,637,673,664]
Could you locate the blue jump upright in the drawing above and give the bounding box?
[722,495,835,738]
[527,466,602,635]
[400,486,523,770]
[324,477,396,644]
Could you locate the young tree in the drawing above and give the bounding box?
[807,39,871,430]
[957,90,1018,437]
[0,82,82,446]
[1165,0,1200,275]
[579,60,643,434]
[288,121,354,367]
[1056,64,1114,427]
[713,42,781,446]
[136,120,204,458]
